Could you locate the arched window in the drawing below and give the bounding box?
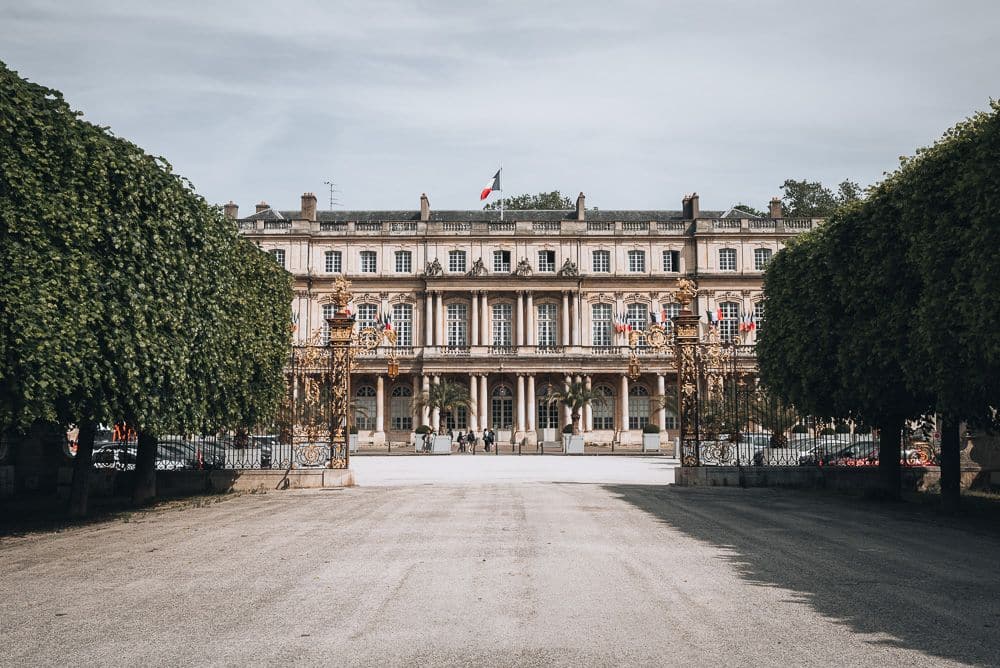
[491,385,513,429]
[390,386,412,431]
[663,407,678,431]
[592,303,612,347]
[628,384,650,430]
[592,385,614,430]
[357,303,378,332]
[719,301,739,342]
[355,385,376,431]
[536,385,560,429]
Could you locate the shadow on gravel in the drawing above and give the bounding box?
[603,484,1000,667]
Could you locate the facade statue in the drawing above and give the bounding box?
[513,258,533,276]
[466,257,487,277]
[557,259,579,277]
[422,258,443,278]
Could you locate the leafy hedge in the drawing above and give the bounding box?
[0,61,292,436]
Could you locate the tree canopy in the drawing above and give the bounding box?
[780,178,862,217]
[0,61,292,439]
[484,191,574,210]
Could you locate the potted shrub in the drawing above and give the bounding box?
[642,423,661,452]
[545,382,605,454]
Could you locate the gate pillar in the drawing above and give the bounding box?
[673,278,701,467]
[325,277,355,469]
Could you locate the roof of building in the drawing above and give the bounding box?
[239,209,729,223]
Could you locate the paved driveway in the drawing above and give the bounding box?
[2,458,998,666]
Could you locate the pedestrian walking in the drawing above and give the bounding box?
[457,430,466,453]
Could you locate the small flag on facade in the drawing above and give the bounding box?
[480,169,501,201]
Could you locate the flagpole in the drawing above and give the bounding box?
[499,162,503,222]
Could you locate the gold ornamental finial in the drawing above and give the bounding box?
[674,277,697,308]
[331,275,352,312]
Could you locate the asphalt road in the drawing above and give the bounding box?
[2,458,998,667]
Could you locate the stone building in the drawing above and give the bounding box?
[229,191,820,449]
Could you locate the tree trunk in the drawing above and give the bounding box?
[877,417,902,500]
[939,417,961,512]
[132,430,157,506]
[68,421,96,518]
[571,410,581,435]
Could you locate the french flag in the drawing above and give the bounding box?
[480,170,501,200]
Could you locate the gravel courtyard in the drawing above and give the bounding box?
[2,457,998,667]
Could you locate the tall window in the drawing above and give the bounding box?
[627,250,646,273]
[492,303,512,346]
[753,302,765,331]
[719,301,739,342]
[357,303,378,333]
[269,249,286,268]
[446,303,468,347]
[355,386,376,431]
[537,250,556,272]
[537,303,557,347]
[719,248,737,271]
[663,407,678,430]
[592,303,613,347]
[390,386,412,430]
[754,248,773,271]
[662,250,680,272]
[493,250,511,273]
[448,250,467,273]
[444,406,468,431]
[395,250,412,273]
[491,385,513,429]
[324,250,342,273]
[360,250,377,273]
[626,303,648,345]
[593,385,614,430]
[392,303,413,346]
[628,385,650,430]
[321,303,335,341]
[536,387,560,429]
[592,250,610,273]
[662,302,681,330]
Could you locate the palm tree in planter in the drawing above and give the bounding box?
[544,382,608,436]
[413,380,473,436]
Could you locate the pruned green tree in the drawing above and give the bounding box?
[543,382,608,435]
[484,191,573,210]
[780,178,862,218]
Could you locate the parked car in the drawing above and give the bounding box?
[92,441,136,469]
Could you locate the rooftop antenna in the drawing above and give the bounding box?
[322,180,341,210]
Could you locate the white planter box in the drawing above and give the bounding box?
[539,427,556,443]
[642,433,661,452]
[349,434,359,453]
[431,435,453,454]
[564,435,585,454]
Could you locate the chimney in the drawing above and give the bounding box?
[420,193,430,222]
[576,192,586,221]
[256,201,269,214]
[769,197,783,219]
[224,201,238,220]
[300,192,317,221]
[682,192,700,219]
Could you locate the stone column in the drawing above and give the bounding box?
[584,375,593,432]
[421,375,431,427]
[526,375,536,432]
[469,373,479,432]
[480,291,490,346]
[573,292,583,346]
[479,375,489,431]
[574,374,584,432]
[656,373,667,430]
[514,374,525,439]
[563,375,572,428]
[516,292,525,346]
[424,292,433,348]
[373,376,386,445]
[471,292,480,347]
[431,374,441,432]
[620,374,630,445]
[435,292,444,347]
[526,292,535,346]
[561,292,570,346]
[412,375,421,430]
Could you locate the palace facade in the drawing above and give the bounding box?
[230,191,821,449]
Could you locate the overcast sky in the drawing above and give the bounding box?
[4,0,999,212]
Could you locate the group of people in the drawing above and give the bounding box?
[421,428,499,453]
